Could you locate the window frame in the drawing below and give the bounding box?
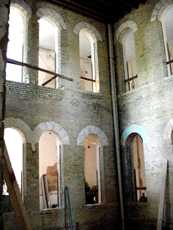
[160,6,173,76]
[79,28,100,93]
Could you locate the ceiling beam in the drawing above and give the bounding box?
[47,0,112,22]
[46,0,147,23]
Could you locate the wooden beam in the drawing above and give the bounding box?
[6,58,73,82]
[124,74,138,82]
[42,75,58,86]
[80,76,96,82]
[47,0,109,22]
[0,141,32,230]
[166,59,173,65]
[136,187,147,190]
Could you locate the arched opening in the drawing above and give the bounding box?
[6,6,26,82]
[84,134,101,204]
[79,29,99,93]
[125,133,147,202]
[39,131,62,210]
[121,29,137,92]
[4,128,25,194]
[38,17,59,88]
[160,6,173,75]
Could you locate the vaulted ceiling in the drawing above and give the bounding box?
[49,0,147,22]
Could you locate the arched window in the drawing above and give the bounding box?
[38,18,59,88]
[79,29,99,93]
[6,5,27,82]
[84,134,101,204]
[4,128,25,194]
[39,131,62,210]
[122,30,137,92]
[125,133,147,202]
[160,6,173,76]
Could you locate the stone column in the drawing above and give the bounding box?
[103,146,118,203]
[97,39,110,95]
[61,28,80,90]
[115,40,125,94]
[24,143,39,211]
[27,12,39,85]
[63,145,85,209]
[143,20,167,81]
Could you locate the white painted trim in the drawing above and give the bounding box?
[163,119,173,145]
[73,22,103,41]
[121,124,148,146]
[10,0,32,19]
[77,126,108,146]
[151,0,173,22]
[4,117,32,144]
[36,3,67,30]
[116,20,138,42]
[33,121,70,145]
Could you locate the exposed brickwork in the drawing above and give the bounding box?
[2,0,118,229]
[5,0,173,229]
[0,1,10,229]
[114,0,173,228]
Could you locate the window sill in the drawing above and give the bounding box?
[77,89,105,99]
[163,74,173,80]
[40,207,63,214]
[79,89,100,95]
[119,74,173,98]
[84,203,106,209]
[126,201,149,207]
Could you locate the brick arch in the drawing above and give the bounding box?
[77,126,108,146]
[151,0,172,22]
[11,0,32,19]
[121,124,148,146]
[36,2,67,30]
[33,121,70,145]
[73,22,103,41]
[163,119,173,145]
[4,117,33,144]
[116,20,138,42]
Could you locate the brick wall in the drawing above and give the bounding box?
[114,0,173,229]
[2,0,119,229]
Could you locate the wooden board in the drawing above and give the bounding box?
[0,141,32,230]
